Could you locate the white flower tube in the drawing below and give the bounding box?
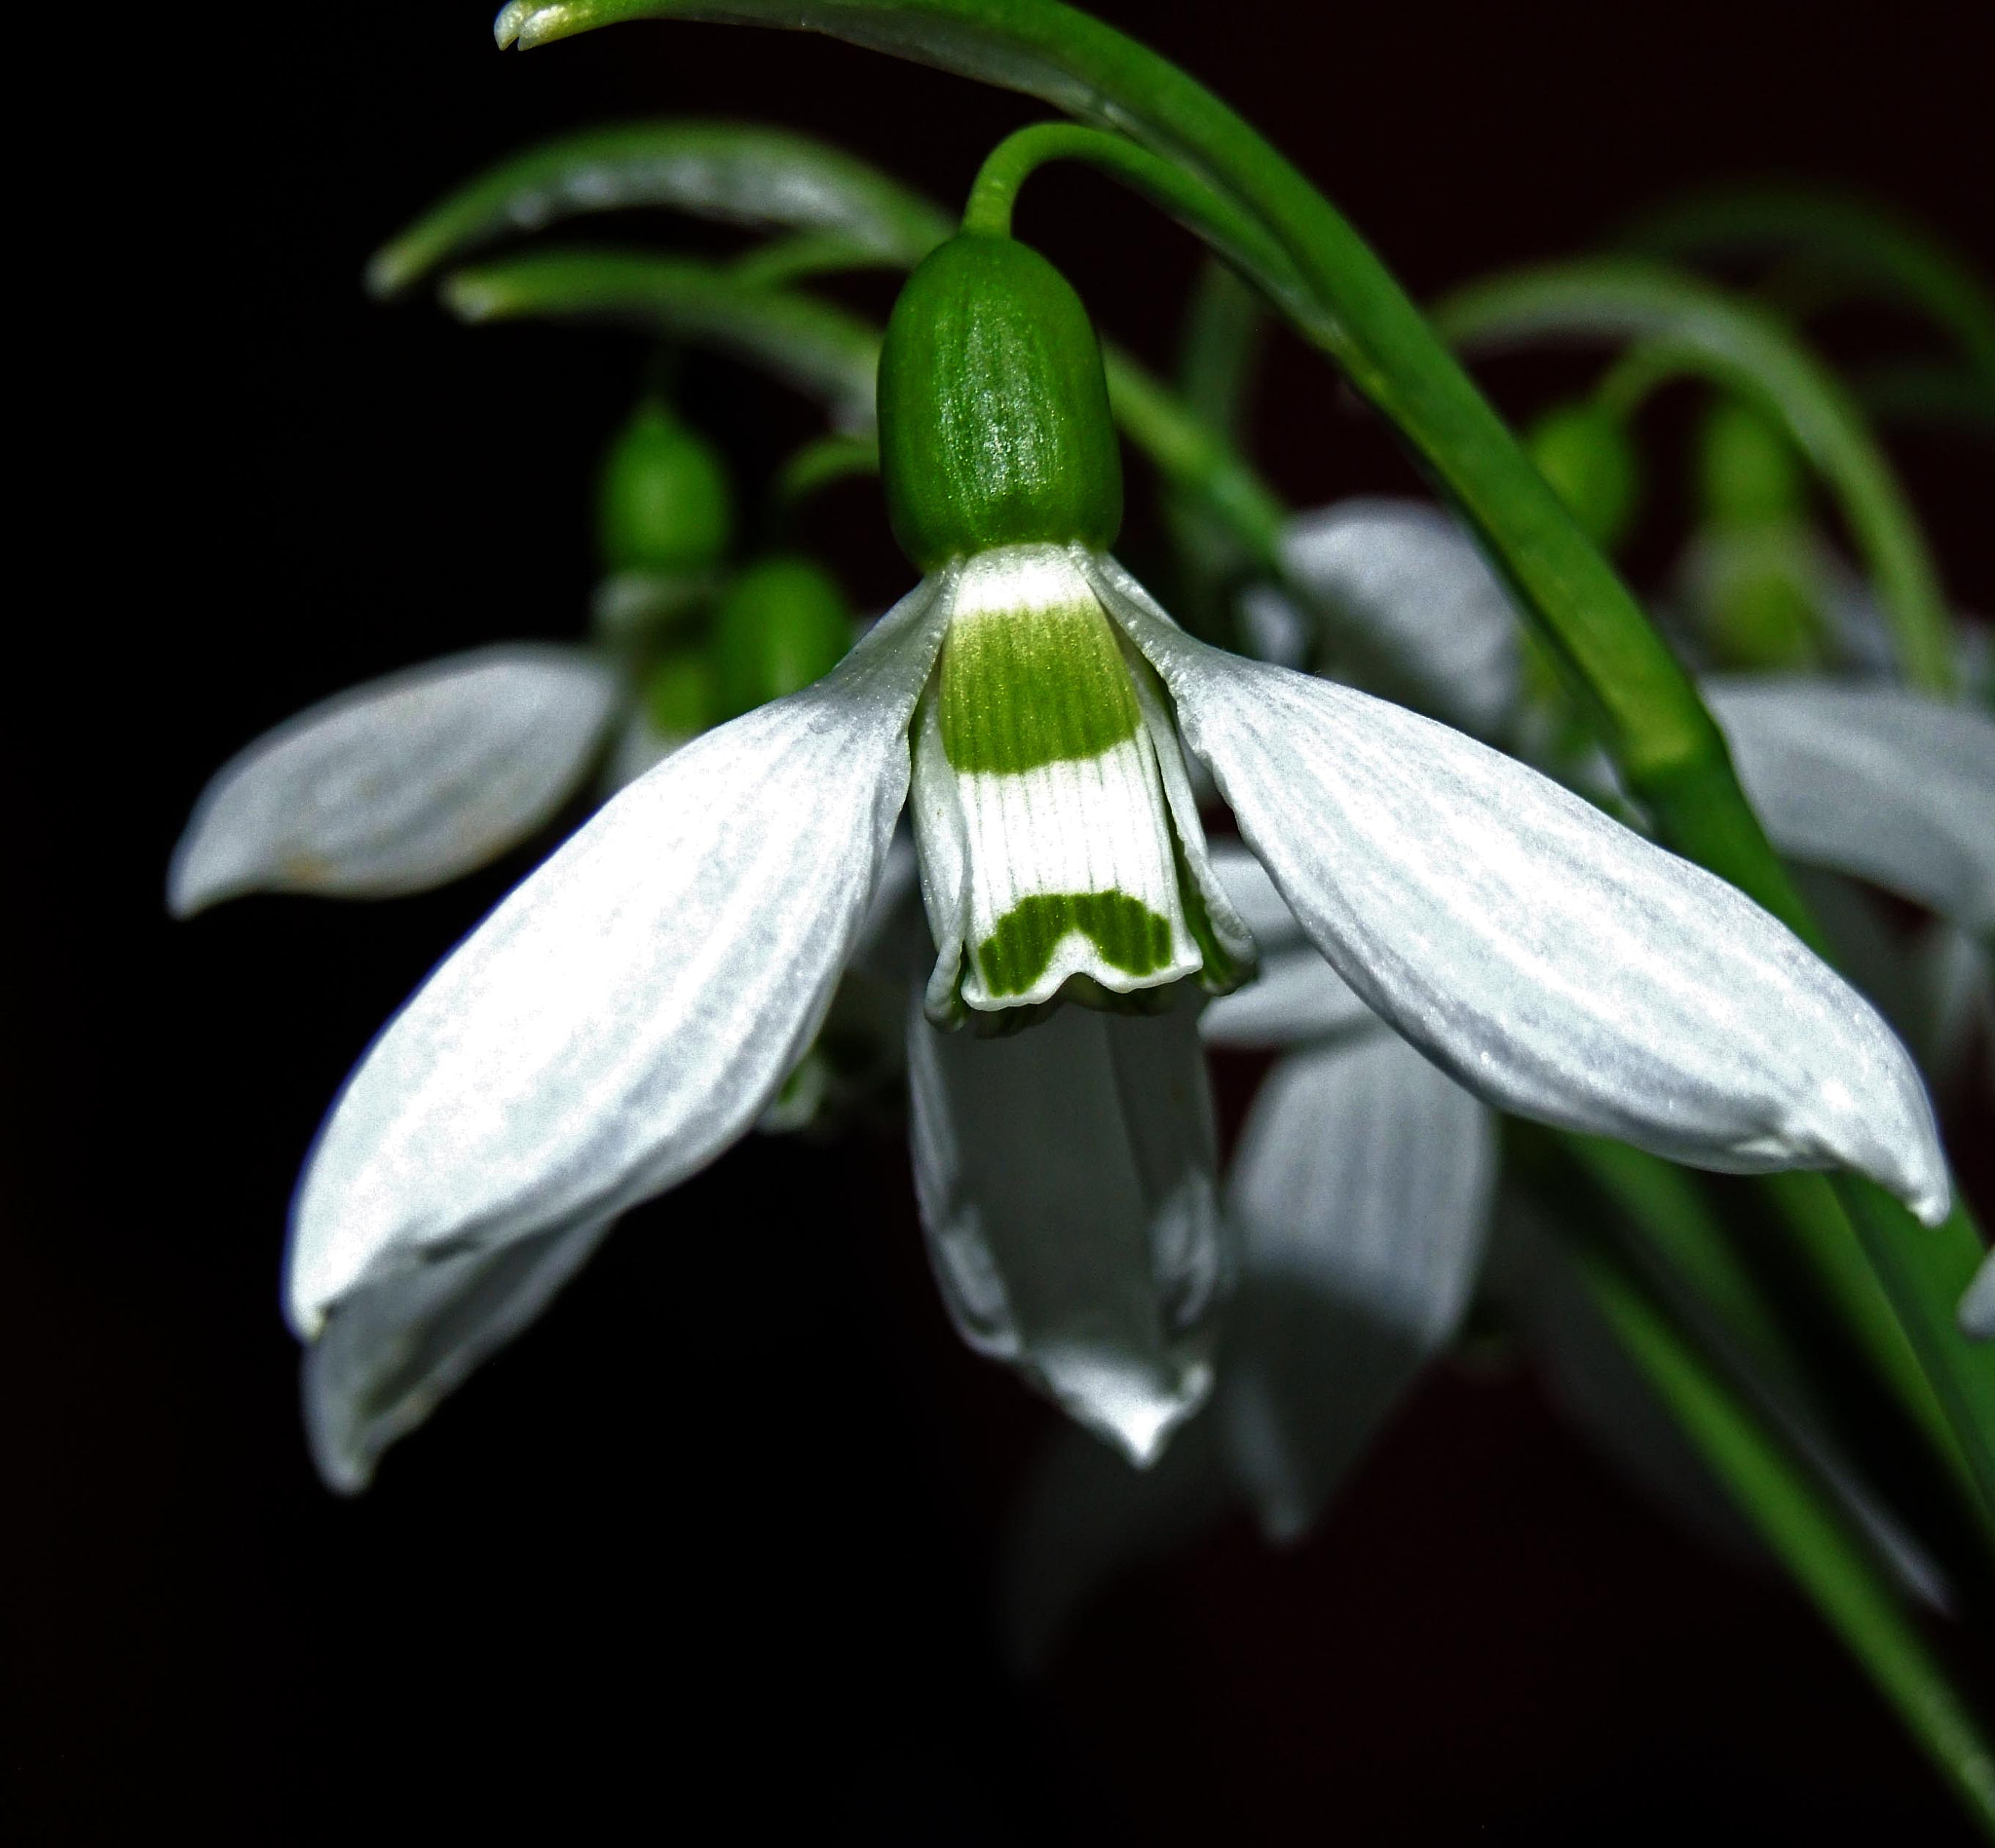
[907,989,1224,1464]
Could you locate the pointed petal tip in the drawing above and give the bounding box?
[1049,1355,1212,1470]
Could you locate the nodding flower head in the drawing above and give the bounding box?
[273,227,1948,1491]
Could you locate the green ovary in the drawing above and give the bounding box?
[938,598,1141,774]
[975,890,1174,996]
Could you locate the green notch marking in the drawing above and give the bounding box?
[976,891,1173,996]
[939,598,1141,773]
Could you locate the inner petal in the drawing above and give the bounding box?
[928,545,1205,1014]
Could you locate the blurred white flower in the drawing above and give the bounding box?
[169,645,622,914]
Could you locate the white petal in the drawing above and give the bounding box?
[1962,1252,1995,1341]
[1278,498,1522,742]
[905,989,1224,1465]
[1220,1034,1497,1540]
[1206,838,1309,951]
[1089,554,1950,1225]
[303,1210,616,1493]
[169,646,622,914]
[1199,948,1373,1049]
[1201,839,1355,1049]
[286,576,952,1336]
[1703,676,1995,932]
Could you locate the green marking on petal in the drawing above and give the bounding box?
[976,890,1174,996]
[939,597,1141,774]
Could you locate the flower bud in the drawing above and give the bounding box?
[642,647,717,738]
[596,400,734,574]
[877,233,1122,571]
[1526,401,1640,551]
[710,556,854,720]
[1697,397,1806,529]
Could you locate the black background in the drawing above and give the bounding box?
[17,2,1993,1840]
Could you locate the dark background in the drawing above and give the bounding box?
[17,2,1993,1839]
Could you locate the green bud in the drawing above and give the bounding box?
[1697,528,1825,670]
[1526,401,1640,551]
[1697,397,1806,529]
[642,647,718,738]
[597,400,734,574]
[711,556,854,720]
[877,233,1122,571]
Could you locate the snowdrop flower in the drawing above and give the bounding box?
[282,230,1948,1491]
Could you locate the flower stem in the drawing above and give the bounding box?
[960,122,1309,319]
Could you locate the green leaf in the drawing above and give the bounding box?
[369,118,951,295]
[440,248,881,427]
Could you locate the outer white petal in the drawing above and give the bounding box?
[906,990,1224,1465]
[1279,498,1522,742]
[286,575,952,1337]
[1220,1033,1497,1540]
[1089,554,1949,1225]
[303,1210,616,1494]
[1704,676,1995,932]
[1962,1252,1995,1342]
[169,646,622,914]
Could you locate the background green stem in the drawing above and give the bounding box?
[1436,261,1958,695]
[1621,186,1995,390]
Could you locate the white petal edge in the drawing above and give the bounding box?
[1087,551,1950,1225]
[1279,498,1522,742]
[303,1209,617,1493]
[905,988,1224,1466]
[1221,1034,1497,1540]
[286,573,953,1337]
[1962,1251,1995,1342]
[1201,840,1372,1047]
[1200,949,1374,1050]
[169,645,623,914]
[1703,676,1995,933]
